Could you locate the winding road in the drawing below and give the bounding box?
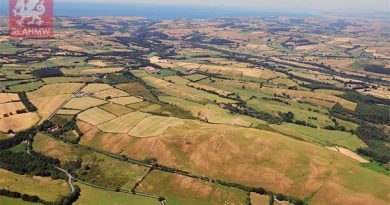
[54,166,75,193]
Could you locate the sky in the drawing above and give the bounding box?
[58,0,390,13]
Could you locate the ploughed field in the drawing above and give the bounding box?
[0,16,389,205]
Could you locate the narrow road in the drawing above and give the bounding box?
[26,140,31,155]
[54,166,75,193]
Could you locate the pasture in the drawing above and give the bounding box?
[63,97,107,110]
[109,96,143,105]
[0,169,69,202]
[136,170,247,205]
[27,83,83,99]
[81,83,113,93]
[33,133,150,189]
[0,102,25,116]
[0,93,19,104]
[77,107,117,126]
[271,124,366,151]
[128,116,184,138]
[75,183,159,205]
[0,112,40,132]
[98,111,149,134]
[94,88,129,99]
[79,120,390,205]
[99,103,134,116]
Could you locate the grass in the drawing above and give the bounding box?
[248,99,358,130]
[77,107,117,126]
[7,141,28,153]
[361,162,390,176]
[42,77,96,84]
[98,111,149,134]
[63,97,107,110]
[94,88,129,99]
[184,74,208,82]
[81,83,113,93]
[135,73,236,104]
[99,103,134,116]
[274,124,366,151]
[0,112,40,132]
[0,196,39,205]
[57,109,81,115]
[110,96,143,105]
[0,93,20,104]
[115,82,157,102]
[75,183,159,205]
[0,102,25,116]
[160,96,265,127]
[80,119,390,205]
[136,170,247,205]
[27,83,83,99]
[30,94,72,123]
[33,133,149,189]
[250,193,269,205]
[0,169,70,202]
[8,81,44,93]
[128,115,184,138]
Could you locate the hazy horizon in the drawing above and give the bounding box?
[0,0,389,20]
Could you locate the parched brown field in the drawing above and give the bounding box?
[0,102,25,116]
[79,120,390,205]
[94,88,129,99]
[98,111,149,134]
[77,107,117,126]
[30,94,71,122]
[0,112,40,132]
[27,83,83,99]
[250,193,269,205]
[0,93,19,104]
[110,96,144,105]
[81,83,113,93]
[63,97,107,110]
[137,170,247,205]
[88,60,107,67]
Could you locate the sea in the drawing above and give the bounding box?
[0,2,315,20]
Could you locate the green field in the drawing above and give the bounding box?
[0,169,70,202]
[8,81,44,92]
[160,95,265,127]
[33,133,149,189]
[272,124,367,151]
[0,196,39,205]
[75,183,160,205]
